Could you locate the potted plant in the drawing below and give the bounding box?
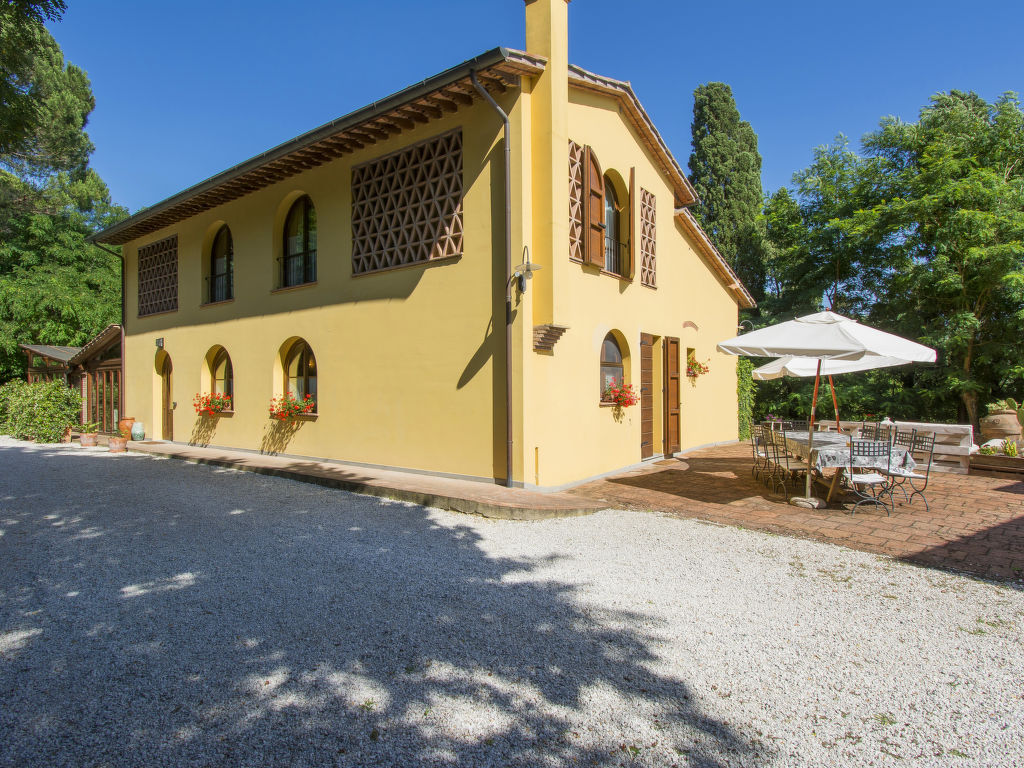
[602,380,639,409]
[193,392,232,417]
[979,398,1022,443]
[268,392,316,421]
[108,425,130,453]
[686,351,710,379]
[971,438,1024,475]
[118,416,136,437]
[79,421,100,447]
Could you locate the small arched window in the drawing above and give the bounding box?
[603,176,623,275]
[211,348,233,400]
[282,196,317,287]
[285,340,317,409]
[600,333,624,401]
[209,225,233,302]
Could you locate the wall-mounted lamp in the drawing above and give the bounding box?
[737,320,754,333]
[155,337,164,349]
[511,246,542,292]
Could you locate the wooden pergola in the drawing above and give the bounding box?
[19,325,124,434]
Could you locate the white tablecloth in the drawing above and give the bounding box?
[781,431,916,472]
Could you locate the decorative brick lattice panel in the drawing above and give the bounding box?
[568,139,584,262]
[639,188,657,287]
[351,130,464,275]
[137,234,178,316]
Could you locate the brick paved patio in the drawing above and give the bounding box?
[569,443,1024,583]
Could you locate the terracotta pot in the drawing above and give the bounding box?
[118,417,136,439]
[979,409,1022,443]
[79,433,98,447]
[108,436,128,453]
[62,426,72,443]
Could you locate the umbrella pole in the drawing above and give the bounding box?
[828,375,841,431]
[805,360,822,499]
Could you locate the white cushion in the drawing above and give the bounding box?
[851,472,886,485]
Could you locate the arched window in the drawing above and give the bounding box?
[209,225,233,302]
[600,333,624,400]
[285,340,317,409]
[604,176,623,275]
[211,348,233,400]
[282,196,317,287]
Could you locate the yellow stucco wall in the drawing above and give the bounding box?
[517,88,739,489]
[119,71,740,489]
[122,98,520,482]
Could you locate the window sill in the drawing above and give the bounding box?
[351,253,462,278]
[271,281,317,294]
[137,308,178,319]
[268,413,318,422]
[576,260,633,283]
[200,298,235,308]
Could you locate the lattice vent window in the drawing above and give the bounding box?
[351,130,464,275]
[639,188,657,288]
[137,234,178,316]
[568,139,584,262]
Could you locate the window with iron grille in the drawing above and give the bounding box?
[137,234,178,317]
[351,130,463,275]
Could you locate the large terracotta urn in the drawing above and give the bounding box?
[118,416,136,438]
[979,409,1022,443]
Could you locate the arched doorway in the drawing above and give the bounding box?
[160,354,173,440]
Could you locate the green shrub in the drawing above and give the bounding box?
[737,357,756,440]
[0,380,82,443]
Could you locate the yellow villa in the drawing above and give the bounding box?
[93,0,754,490]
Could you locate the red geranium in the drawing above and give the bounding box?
[603,379,639,408]
[269,392,316,420]
[193,392,232,417]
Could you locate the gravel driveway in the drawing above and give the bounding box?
[1,437,1021,767]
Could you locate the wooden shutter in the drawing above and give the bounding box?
[664,337,681,455]
[640,333,654,459]
[583,146,605,267]
[628,167,636,279]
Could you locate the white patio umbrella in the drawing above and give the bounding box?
[718,311,937,505]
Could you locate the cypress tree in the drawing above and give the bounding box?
[687,83,765,301]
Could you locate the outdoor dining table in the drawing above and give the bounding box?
[780,430,916,502]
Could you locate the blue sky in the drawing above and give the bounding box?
[49,0,1023,213]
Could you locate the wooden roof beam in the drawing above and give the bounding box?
[399,106,430,124]
[380,113,415,131]
[439,87,473,106]
[369,118,403,135]
[412,100,443,119]
[425,95,458,113]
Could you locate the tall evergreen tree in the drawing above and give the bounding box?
[0,10,127,383]
[688,82,765,302]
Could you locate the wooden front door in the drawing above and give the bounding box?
[161,355,173,441]
[664,337,680,455]
[640,333,654,459]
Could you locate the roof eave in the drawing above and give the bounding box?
[567,64,699,208]
[91,47,545,246]
[675,208,757,309]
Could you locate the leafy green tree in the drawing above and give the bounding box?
[0,14,126,383]
[754,92,1024,428]
[851,91,1024,426]
[688,82,766,302]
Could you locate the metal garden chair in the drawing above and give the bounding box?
[844,437,893,515]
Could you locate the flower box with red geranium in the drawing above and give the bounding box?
[193,392,232,417]
[686,351,710,379]
[602,380,639,408]
[269,392,316,420]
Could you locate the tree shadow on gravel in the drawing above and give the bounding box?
[0,444,771,767]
